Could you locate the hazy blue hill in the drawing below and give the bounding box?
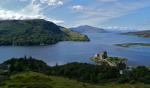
[124,30,150,38]
[71,25,107,33]
[0,19,89,46]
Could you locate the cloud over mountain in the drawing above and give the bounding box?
[0,0,64,24]
[0,0,150,30]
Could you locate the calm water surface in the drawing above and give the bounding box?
[0,33,150,66]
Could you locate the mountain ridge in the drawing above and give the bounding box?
[0,19,89,46]
[71,25,107,33]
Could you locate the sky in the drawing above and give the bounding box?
[0,0,150,30]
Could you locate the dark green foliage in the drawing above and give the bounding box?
[40,60,150,84]
[118,66,150,84]
[0,72,53,88]
[0,19,89,46]
[2,56,50,74]
[1,57,150,84]
[117,62,126,70]
[0,64,9,84]
[1,72,150,88]
[49,62,120,83]
[0,75,8,84]
[131,66,150,83]
[0,19,64,45]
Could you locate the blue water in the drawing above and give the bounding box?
[0,33,150,66]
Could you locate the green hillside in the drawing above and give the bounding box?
[0,19,89,46]
[1,72,150,88]
[60,27,90,41]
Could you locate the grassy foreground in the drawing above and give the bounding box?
[1,72,150,88]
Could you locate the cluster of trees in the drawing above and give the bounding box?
[0,57,149,84]
[0,64,9,83]
[49,62,119,83]
[0,34,63,46]
[118,66,150,84]
[0,19,89,46]
[2,56,49,74]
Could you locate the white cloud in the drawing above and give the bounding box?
[19,0,64,6]
[104,26,148,32]
[97,0,118,2]
[19,0,28,2]
[0,0,64,24]
[51,19,64,24]
[72,1,150,26]
[0,8,64,24]
[0,8,42,20]
[19,0,64,15]
[104,26,135,31]
[21,0,42,15]
[40,0,63,6]
[72,5,84,11]
[20,0,27,2]
[1,0,43,20]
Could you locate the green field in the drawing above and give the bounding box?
[1,72,150,88]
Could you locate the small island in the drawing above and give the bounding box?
[123,30,150,38]
[115,43,150,47]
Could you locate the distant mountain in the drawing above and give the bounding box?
[124,30,150,38]
[71,25,107,33]
[0,19,89,46]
